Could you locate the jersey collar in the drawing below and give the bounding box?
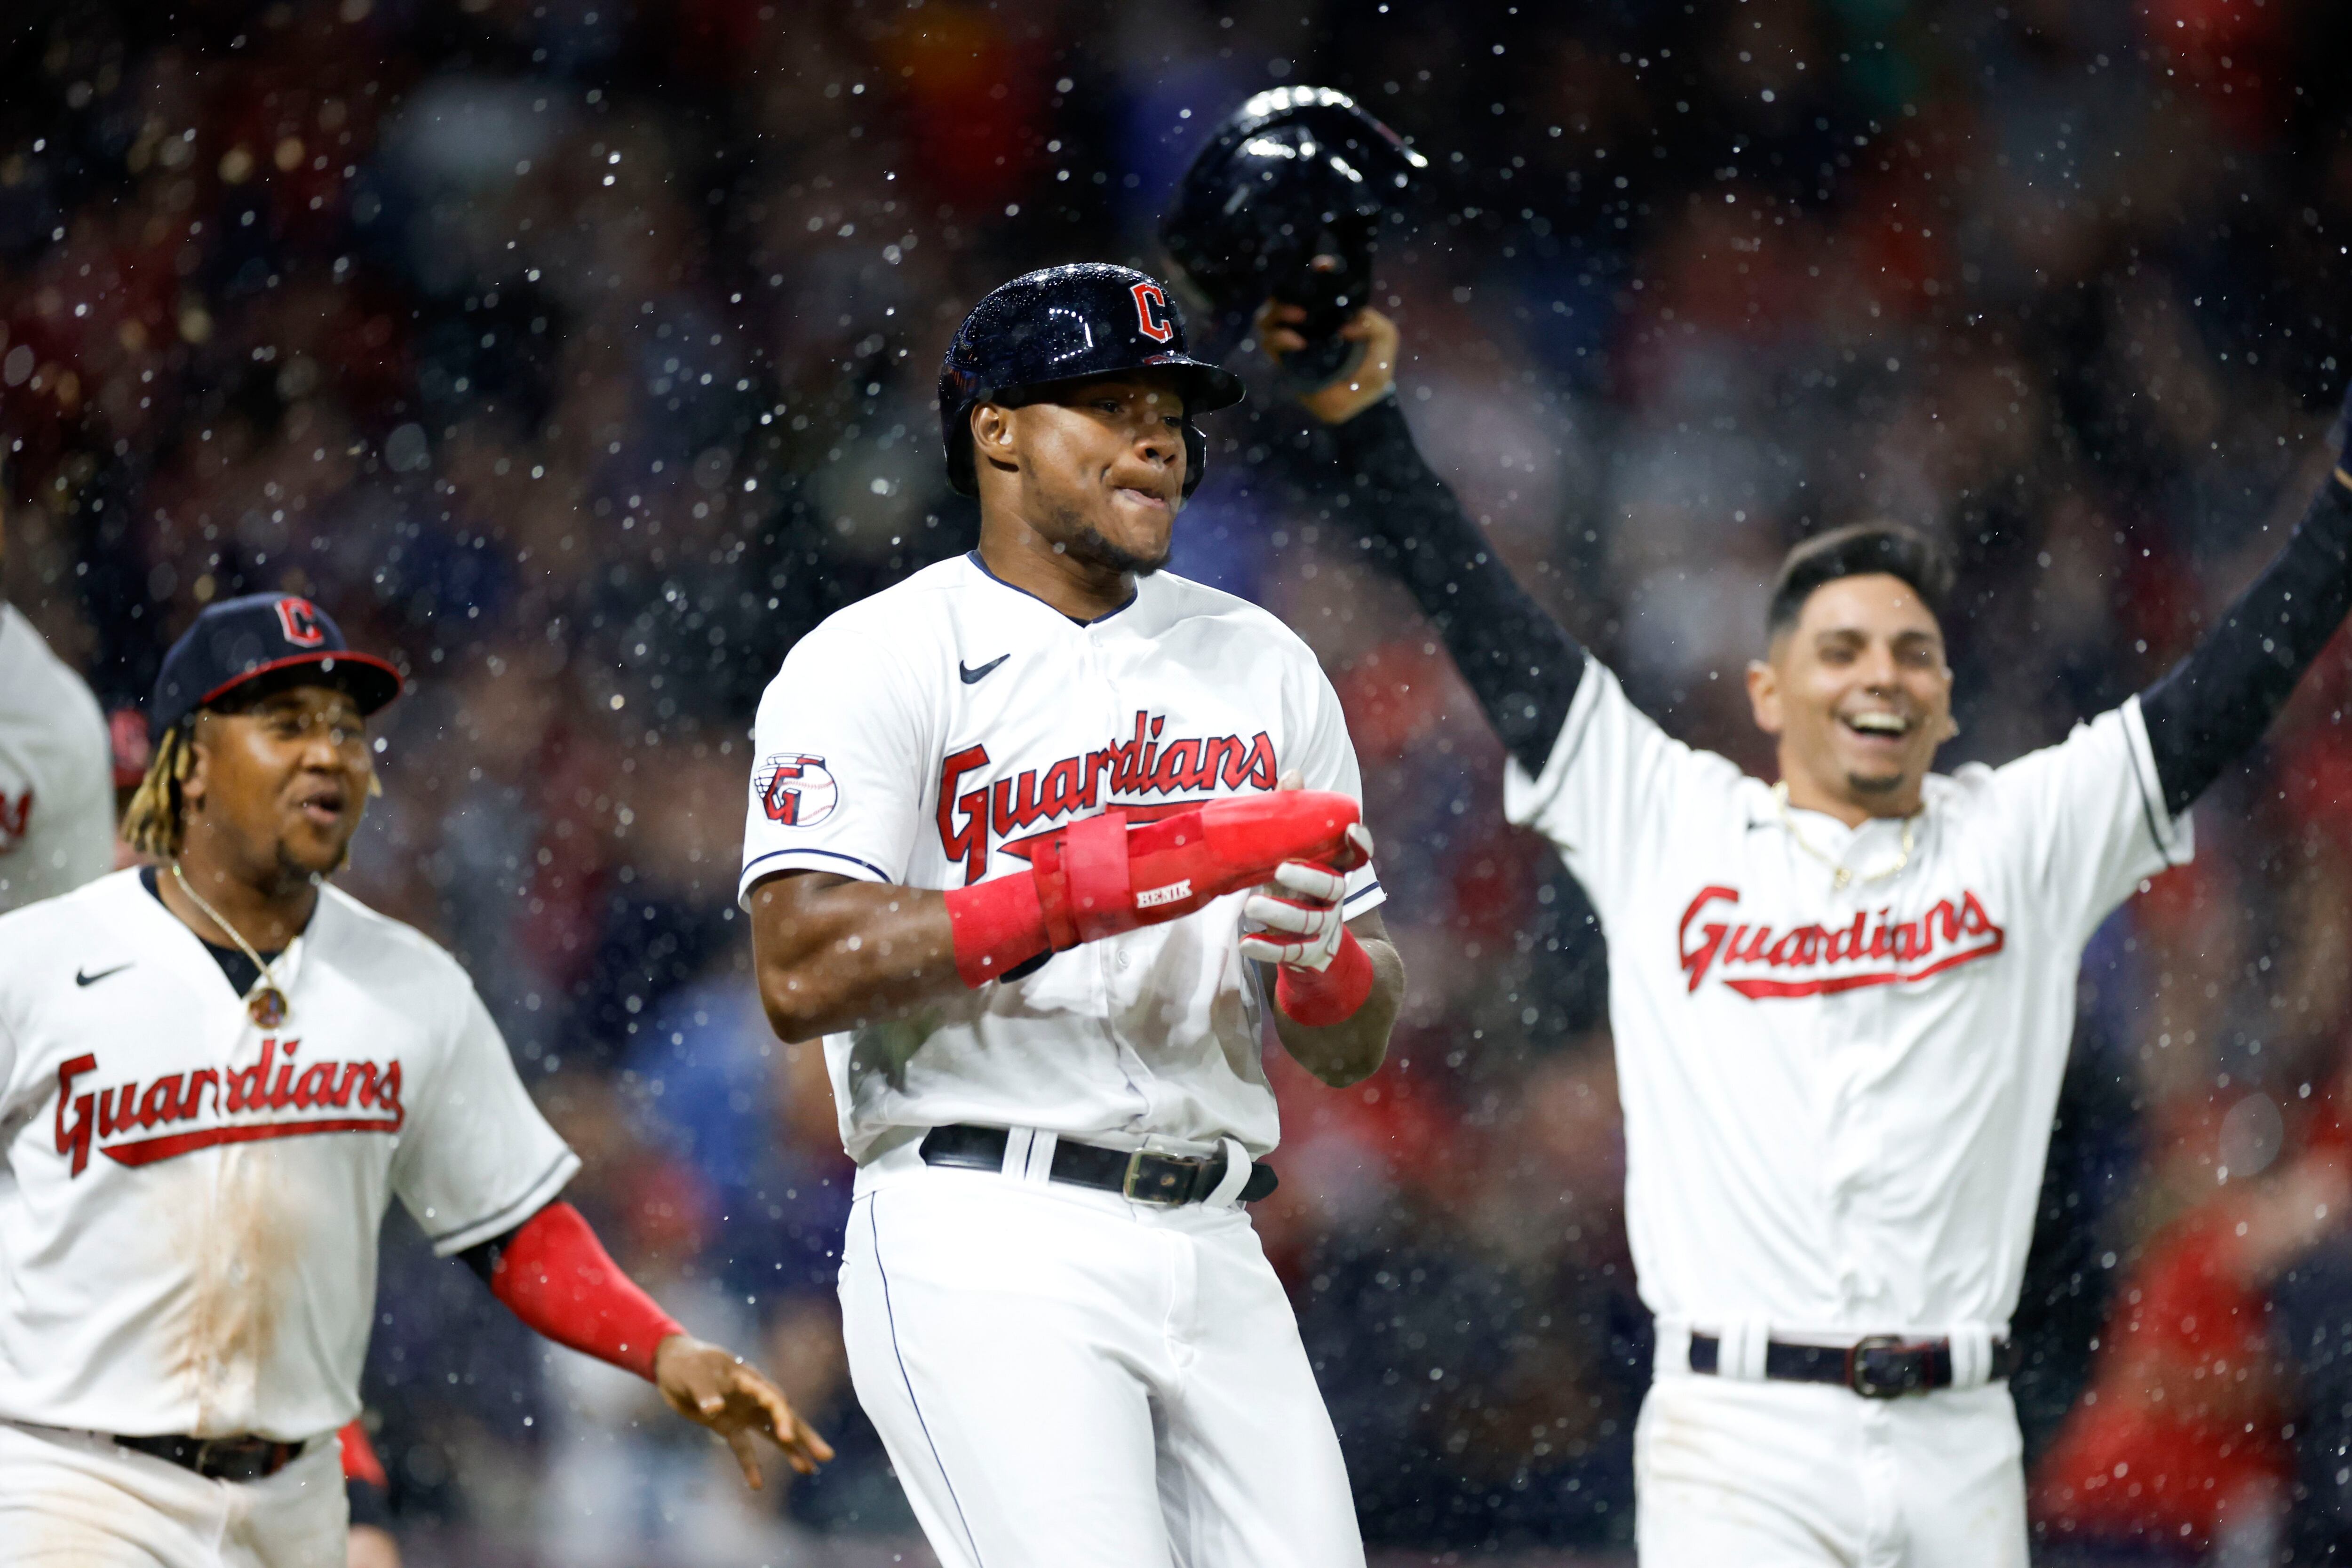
[964,549,1139,626]
[130,865,320,1018]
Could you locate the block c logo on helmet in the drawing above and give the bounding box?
[275,596,328,647]
[1131,281,1175,343]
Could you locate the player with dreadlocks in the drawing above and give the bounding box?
[0,591,829,1566]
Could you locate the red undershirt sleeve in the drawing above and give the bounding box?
[337,1420,388,1487]
[472,1201,685,1381]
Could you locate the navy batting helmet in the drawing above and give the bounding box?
[938,263,1245,499]
[1161,88,1425,390]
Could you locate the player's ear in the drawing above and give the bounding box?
[970,402,1019,479]
[180,717,211,810]
[1745,657,1783,737]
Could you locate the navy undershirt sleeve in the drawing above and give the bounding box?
[2140,473,2352,816]
[459,1216,536,1284]
[1328,396,1587,776]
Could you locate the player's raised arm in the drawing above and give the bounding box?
[1260,303,1589,779]
[2136,390,2352,814]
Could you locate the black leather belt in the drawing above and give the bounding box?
[1690,1333,2022,1398]
[919,1124,1279,1206]
[115,1431,306,1482]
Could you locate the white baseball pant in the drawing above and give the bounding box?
[837,1132,1365,1568]
[1636,1364,2028,1567]
[0,1419,346,1567]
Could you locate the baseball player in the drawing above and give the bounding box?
[741,263,1406,1567]
[4,509,401,1565]
[0,501,115,912]
[1258,301,2352,1565]
[0,591,830,1567]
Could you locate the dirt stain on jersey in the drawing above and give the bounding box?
[174,1143,297,1434]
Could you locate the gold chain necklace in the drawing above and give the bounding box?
[1771,782,1919,891]
[170,863,293,1028]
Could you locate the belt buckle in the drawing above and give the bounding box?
[1845,1335,1924,1399]
[1120,1149,1198,1207]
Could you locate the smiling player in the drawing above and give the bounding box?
[0,592,828,1567]
[742,263,1406,1567]
[1258,300,2352,1565]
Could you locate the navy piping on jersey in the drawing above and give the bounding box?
[964,549,1137,626]
[430,1148,574,1250]
[868,1194,987,1567]
[1342,878,1384,909]
[742,846,894,885]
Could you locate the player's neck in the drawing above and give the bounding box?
[1775,758,1923,828]
[162,837,321,954]
[975,520,1135,622]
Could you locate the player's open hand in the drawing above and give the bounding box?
[1252,296,1399,425]
[652,1332,836,1487]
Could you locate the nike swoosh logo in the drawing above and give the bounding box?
[76,963,133,987]
[959,655,1009,685]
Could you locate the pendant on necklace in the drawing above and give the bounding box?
[248,987,289,1028]
[1832,868,1852,891]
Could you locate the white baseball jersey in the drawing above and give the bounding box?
[1506,660,2189,1348]
[740,551,1383,1163]
[0,601,114,913]
[0,870,580,1441]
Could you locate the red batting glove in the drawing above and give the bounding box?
[945,791,1367,987]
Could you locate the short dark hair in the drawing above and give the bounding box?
[1765,522,1954,641]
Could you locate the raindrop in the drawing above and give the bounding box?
[382,424,430,472]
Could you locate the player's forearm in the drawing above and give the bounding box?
[1268,931,1403,1086]
[1328,396,1588,776]
[748,871,965,1040]
[2139,466,2352,815]
[463,1201,684,1379]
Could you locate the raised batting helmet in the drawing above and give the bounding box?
[938,262,1245,499]
[1161,87,1425,390]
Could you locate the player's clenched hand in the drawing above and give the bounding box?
[1252,298,1399,425]
[1241,770,1372,971]
[1240,857,1359,970]
[652,1332,835,1487]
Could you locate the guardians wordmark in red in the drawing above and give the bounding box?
[1677,885,2006,999]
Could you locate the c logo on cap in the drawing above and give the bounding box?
[1131,281,1174,344]
[275,597,327,648]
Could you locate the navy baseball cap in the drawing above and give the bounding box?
[938,262,1245,498]
[149,592,404,743]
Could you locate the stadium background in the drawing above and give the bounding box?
[6,0,2352,1562]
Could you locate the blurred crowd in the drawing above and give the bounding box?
[8,0,2352,1561]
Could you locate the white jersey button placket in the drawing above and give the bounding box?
[1828,817,1912,1325]
[1817,855,1877,1326]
